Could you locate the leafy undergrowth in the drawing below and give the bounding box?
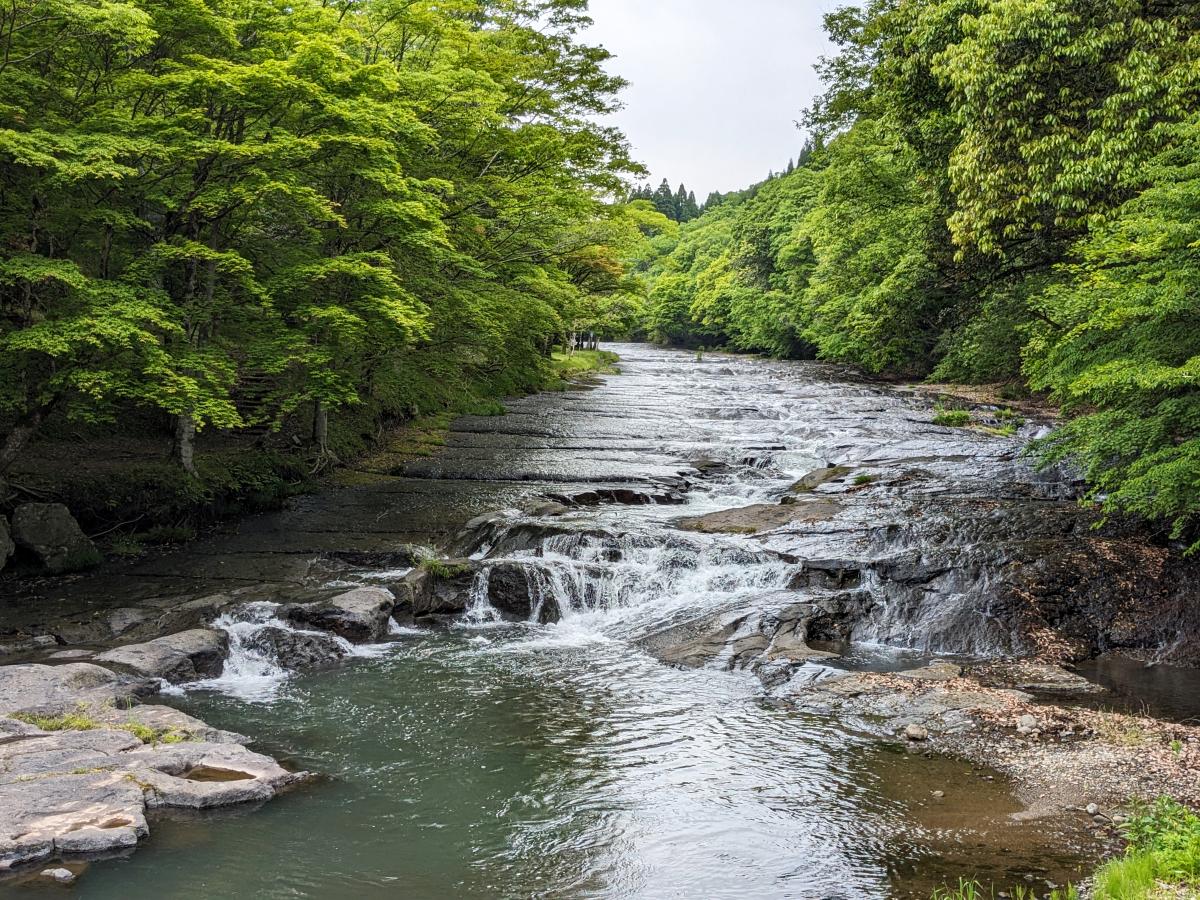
[1092,799,1200,898]
[543,350,620,390]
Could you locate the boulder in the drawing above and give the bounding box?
[245,626,348,668]
[404,563,477,619]
[0,515,13,573]
[10,503,101,574]
[904,724,930,742]
[283,587,394,643]
[94,629,229,683]
[0,663,155,716]
[480,562,564,623]
[791,466,853,493]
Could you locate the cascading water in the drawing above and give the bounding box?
[187,602,375,701]
[40,345,1103,900]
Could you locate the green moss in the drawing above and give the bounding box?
[932,406,972,428]
[418,557,471,579]
[11,707,189,745]
[11,709,104,732]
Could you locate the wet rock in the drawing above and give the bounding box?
[10,503,101,574]
[688,457,732,477]
[1015,664,1102,694]
[677,498,840,535]
[94,629,229,683]
[791,466,852,492]
[45,649,92,661]
[639,610,753,669]
[404,562,476,619]
[152,593,243,637]
[480,562,563,623]
[245,626,349,668]
[547,486,686,507]
[0,663,155,716]
[904,724,930,741]
[0,515,13,573]
[41,867,75,883]
[522,500,571,518]
[283,587,394,643]
[788,559,861,590]
[107,607,152,637]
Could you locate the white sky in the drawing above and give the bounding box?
[584,0,842,198]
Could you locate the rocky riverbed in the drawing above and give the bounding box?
[2,344,1199,896]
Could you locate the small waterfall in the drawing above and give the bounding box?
[465,527,803,640]
[464,568,502,625]
[188,602,358,701]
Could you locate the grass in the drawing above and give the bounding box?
[1091,799,1200,898]
[853,473,878,486]
[933,405,973,428]
[930,878,1078,899]
[979,422,1020,437]
[545,349,620,389]
[933,799,1200,900]
[12,706,188,745]
[1094,709,1150,747]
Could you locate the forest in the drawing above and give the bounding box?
[639,0,1200,550]
[0,0,670,490]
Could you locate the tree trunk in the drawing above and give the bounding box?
[311,400,339,471]
[0,409,44,476]
[174,412,198,477]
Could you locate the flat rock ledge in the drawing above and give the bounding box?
[0,664,307,874]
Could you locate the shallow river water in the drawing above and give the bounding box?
[3,345,1102,898]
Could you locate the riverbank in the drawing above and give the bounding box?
[0,350,619,579]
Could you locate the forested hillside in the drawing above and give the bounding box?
[641,0,1200,548]
[0,0,662,485]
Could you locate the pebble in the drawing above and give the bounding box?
[904,724,929,742]
[41,868,75,884]
[1086,803,1100,816]
[931,790,945,798]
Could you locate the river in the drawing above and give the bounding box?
[3,344,1103,898]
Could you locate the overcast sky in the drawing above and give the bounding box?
[584,1,841,198]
